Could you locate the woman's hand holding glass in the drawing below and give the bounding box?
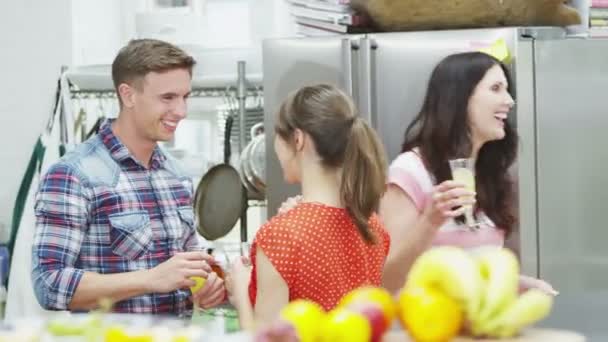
[449,158,478,229]
[422,180,476,229]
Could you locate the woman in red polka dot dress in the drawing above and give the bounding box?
[226,84,390,329]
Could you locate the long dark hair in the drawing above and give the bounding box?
[275,84,388,243]
[401,52,518,235]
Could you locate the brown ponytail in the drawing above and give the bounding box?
[275,84,388,244]
[341,118,387,243]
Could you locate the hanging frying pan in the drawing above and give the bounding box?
[193,115,246,240]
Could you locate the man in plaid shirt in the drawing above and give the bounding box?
[31,39,226,314]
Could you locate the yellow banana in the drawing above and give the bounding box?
[406,246,483,321]
[482,289,553,338]
[472,248,519,330]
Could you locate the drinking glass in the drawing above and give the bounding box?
[448,158,478,229]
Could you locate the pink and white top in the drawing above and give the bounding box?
[387,150,505,253]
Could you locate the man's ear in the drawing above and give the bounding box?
[118,83,135,109]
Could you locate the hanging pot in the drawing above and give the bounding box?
[240,122,266,200]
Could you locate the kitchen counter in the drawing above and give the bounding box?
[538,291,608,342]
[2,292,601,341]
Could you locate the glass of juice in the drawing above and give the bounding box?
[448,158,478,229]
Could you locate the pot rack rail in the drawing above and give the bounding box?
[66,61,263,153]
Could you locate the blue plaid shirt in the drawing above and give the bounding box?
[32,119,200,314]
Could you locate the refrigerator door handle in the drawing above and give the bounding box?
[358,37,378,127]
[341,38,357,96]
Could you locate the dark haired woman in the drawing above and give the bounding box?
[380,52,556,296]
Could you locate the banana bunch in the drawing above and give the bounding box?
[406,246,484,320]
[470,248,553,338]
[403,246,554,339]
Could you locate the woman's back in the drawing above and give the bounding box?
[248,202,390,311]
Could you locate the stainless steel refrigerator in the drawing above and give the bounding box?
[262,27,608,339]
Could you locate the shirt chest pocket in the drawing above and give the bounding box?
[157,206,197,250]
[108,211,153,260]
[177,207,195,231]
[169,207,197,247]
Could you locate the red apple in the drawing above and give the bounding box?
[347,303,388,342]
[338,286,397,327]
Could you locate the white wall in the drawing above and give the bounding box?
[0,0,295,240]
[70,0,296,74]
[71,0,126,65]
[0,0,73,240]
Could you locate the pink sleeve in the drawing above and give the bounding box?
[387,153,432,212]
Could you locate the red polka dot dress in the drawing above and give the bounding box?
[248,202,390,311]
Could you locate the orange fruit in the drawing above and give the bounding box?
[320,307,371,342]
[398,286,463,342]
[280,300,326,342]
[339,286,397,326]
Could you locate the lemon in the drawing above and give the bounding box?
[280,300,326,342]
[399,286,463,342]
[129,335,154,342]
[189,276,206,294]
[105,326,155,342]
[104,326,128,342]
[172,336,190,342]
[320,307,371,342]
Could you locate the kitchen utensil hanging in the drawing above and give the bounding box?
[193,114,246,241]
[239,122,266,200]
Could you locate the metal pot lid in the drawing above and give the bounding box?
[239,122,266,199]
[249,135,266,190]
[239,140,264,200]
[242,134,265,196]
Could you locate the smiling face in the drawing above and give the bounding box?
[467,64,514,144]
[126,68,192,143]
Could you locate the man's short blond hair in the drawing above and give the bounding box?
[112,39,196,104]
